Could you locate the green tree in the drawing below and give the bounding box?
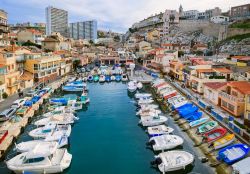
[2,92,8,99]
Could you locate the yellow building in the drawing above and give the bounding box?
[169,61,184,81]
[24,53,61,86]
[244,93,250,129]
[147,29,160,42]
[0,50,20,95]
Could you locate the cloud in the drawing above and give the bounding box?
[1,0,249,32]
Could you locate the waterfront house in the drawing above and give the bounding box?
[203,82,227,105]
[99,52,120,65]
[19,71,34,89]
[0,50,20,95]
[24,53,61,86]
[189,67,228,94]
[218,81,250,117]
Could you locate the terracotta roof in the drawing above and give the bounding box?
[204,82,227,90]
[162,43,173,46]
[27,29,43,35]
[196,69,214,73]
[227,81,250,94]
[20,71,33,81]
[0,64,6,68]
[213,68,232,73]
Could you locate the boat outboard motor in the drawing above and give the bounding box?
[150,157,162,166]
[146,140,156,146]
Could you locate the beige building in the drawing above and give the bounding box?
[0,9,9,46]
[17,29,45,45]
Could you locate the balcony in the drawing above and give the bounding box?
[219,91,245,103]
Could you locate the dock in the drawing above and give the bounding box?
[127,70,154,83]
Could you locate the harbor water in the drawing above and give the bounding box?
[1,82,214,174]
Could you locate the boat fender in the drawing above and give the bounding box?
[150,157,162,166]
[199,157,209,163]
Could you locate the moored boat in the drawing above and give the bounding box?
[139,116,168,127]
[197,121,218,134]
[87,75,93,82]
[137,82,143,90]
[121,74,128,82]
[189,117,209,128]
[135,93,152,99]
[212,134,235,150]
[93,75,99,82]
[202,128,227,143]
[99,75,105,83]
[217,144,250,165]
[151,150,194,172]
[127,81,137,93]
[147,134,184,151]
[147,125,174,137]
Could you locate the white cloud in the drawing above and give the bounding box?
[2,0,250,32]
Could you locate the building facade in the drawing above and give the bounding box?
[46,6,68,37]
[231,4,250,19]
[0,9,9,46]
[69,20,97,41]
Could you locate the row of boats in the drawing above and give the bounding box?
[151,79,250,172]
[5,78,89,174]
[127,81,143,93]
[132,93,194,172]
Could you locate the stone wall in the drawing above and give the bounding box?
[227,28,250,38]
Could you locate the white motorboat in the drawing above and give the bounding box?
[152,79,165,87]
[127,81,137,93]
[157,84,171,93]
[34,114,78,126]
[99,75,105,83]
[138,99,154,105]
[111,75,116,81]
[168,95,188,109]
[136,109,161,117]
[15,141,58,153]
[139,116,168,127]
[7,146,72,174]
[148,134,184,151]
[137,82,143,90]
[135,93,152,99]
[151,151,194,172]
[67,100,82,110]
[138,104,159,110]
[147,125,174,137]
[121,74,128,82]
[29,123,71,138]
[15,134,68,152]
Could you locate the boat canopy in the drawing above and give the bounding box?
[232,157,250,174]
[25,143,57,159]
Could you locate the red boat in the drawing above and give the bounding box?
[203,128,227,143]
[0,130,8,144]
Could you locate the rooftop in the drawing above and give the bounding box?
[204,82,227,90]
[228,81,250,94]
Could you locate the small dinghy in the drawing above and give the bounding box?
[147,134,184,151]
[217,144,250,165]
[15,134,68,152]
[121,74,128,82]
[197,121,218,134]
[115,75,121,82]
[139,116,168,127]
[127,81,137,92]
[7,146,72,173]
[135,93,152,99]
[34,114,78,126]
[147,125,174,137]
[212,134,235,150]
[189,117,209,128]
[151,150,194,172]
[137,82,143,90]
[105,75,111,82]
[87,75,93,82]
[111,75,116,81]
[29,123,71,138]
[99,75,105,82]
[203,128,227,143]
[93,75,99,82]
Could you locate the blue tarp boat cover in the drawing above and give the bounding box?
[185,111,202,122]
[50,98,68,105]
[178,105,199,117]
[24,101,33,107]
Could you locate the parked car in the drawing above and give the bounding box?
[0,108,17,122]
[26,90,38,97]
[11,99,27,108]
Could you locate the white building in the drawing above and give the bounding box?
[163,10,179,38]
[182,10,199,20]
[46,6,68,37]
[211,16,229,23]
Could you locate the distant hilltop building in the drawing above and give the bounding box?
[69,20,97,41]
[46,6,68,37]
[0,9,9,46]
[230,3,250,20]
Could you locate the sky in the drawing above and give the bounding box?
[1,0,249,33]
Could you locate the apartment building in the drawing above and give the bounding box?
[0,9,9,46]
[69,20,97,41]
[231,4,250,19]
[17,29,45,45]
[46,6,68,37]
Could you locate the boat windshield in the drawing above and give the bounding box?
[23,157,45,164]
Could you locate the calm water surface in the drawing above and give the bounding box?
[1,82,213,174]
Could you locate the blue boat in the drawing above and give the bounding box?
[185,111,202,122]
[88,75,93,82]
[31,95,41,104]
[217,144,250,165]
[49,98,68,105]
[115,75,121,82]
[178,105,199,117]
[105,75,111,82]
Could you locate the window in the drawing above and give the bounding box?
[248,112,250,120]
[228,103,235,112]
[24,157,45,164]
[34,64,39,70]
[222,100,227,107]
